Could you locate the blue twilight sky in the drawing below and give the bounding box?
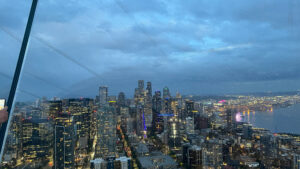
[0,0,300,100]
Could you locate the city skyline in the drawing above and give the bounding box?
[3,79,300,102]
[1,1,300,168]
[1,79,300,168]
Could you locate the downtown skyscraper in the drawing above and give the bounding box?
[96,86,117,159]
[99,86,108,107]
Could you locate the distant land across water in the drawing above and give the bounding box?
[248,103,300,135]
[184,90,300,99]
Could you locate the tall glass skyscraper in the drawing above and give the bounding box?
[99,86,108,107]
[96,106,117,158]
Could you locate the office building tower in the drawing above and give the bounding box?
[203,140,223,168]
[188,145,203,169]
[99,86,108,107]
[95,96,100,104]
[134,80,145,105]
[146,82,152,98]
[182,143,191,167]
[22,117,52,165]
[163,86,170,99]
[108,96,117,107]
[64,98,93,167]
[293,154,300,169]
[49,100,63,118]
[136,105,147,138]
[152,91,163,134]
[67,99,92,145]
[144,82,153,128]
[170,99,179,116]
[54,117,75,169]
[161,91,172,135]
[120,107,129,118]
[50,100,76,169]
[195,114,209,130]
[153,91,162,112]
[242,123,253,139]
[160,98,173,136]
[120,107,130,130]
[138,80,144,92]
[96,106,117,158]
[168,117,181,148]
[126,117,135,135]
[118,92,126,107]
[226,109,238,132]
[134,88,139,104]
[2,112,23,167]
[108,96,117,102]
[185,100,195,118]
[186,117,195,135]
[162,95,171,114]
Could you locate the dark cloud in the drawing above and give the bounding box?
[1,0,300,100]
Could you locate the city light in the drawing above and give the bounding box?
[1,0,299,168]
[235,112,242,122]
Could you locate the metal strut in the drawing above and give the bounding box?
[0,0,38,163]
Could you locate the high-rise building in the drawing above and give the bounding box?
[99,86,108,107]
[168,117,181,148]
[2,112,23,167]
[49,100,62,118]
[185,100,195,118]
[163,86,170,99]
[108,96,117,108]
[67,99,92,144]
[226,109,238,132]
[54,117,75,169]
[134,88,139,104]
[50,101,76,169]
[134,80,145,105]
[182,143,191,167]
[65,98,94,167]
[144,82,153,129]
[117,92,126,107]
[153,91,162,113]
[152,92,164,134]
[120,107,129,118]
[195,114,209,130]
[146,82,152,98]
[203,140,223,168]
[292,154,300,169]
[186,117,195,135]
[162,95,172,135]
[22,117,52,165]
[138,80,144,92]
[119,107,130,131]
[188,145,203,169]
[96,106,117,158]
[136,105,147,138]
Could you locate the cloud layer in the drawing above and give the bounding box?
[1,0,300,100]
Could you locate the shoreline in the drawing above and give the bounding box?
[250,103,300,135]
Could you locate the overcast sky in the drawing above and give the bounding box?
[1,0,300,100]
